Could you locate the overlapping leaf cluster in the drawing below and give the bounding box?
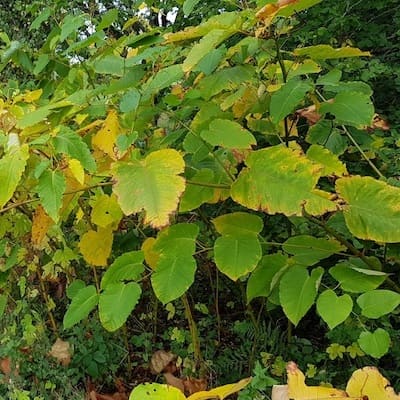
[1,0,400,363]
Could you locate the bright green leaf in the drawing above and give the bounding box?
[212,212,263,236]
[270,79,312,124]
[317,290,353,329]
[63,285,99,329]
[37,170,66,223]
[129,383,185,400]
[357,290,400,319]
[294,45,371,60]
[200,119,256,149]
[99,282,141,331]
[358,329,390,358]
[279,266,323,325]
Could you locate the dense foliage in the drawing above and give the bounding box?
[1,0,400,398]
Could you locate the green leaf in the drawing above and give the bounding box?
[276,0,322,17]
[306,121,348,155]
[320,92,374,128]
[120,88,141,113]
[37,170,66,223]
[179,169,215,212]
[129,383,185,400]
[214,234,262,281]
[63,285,99,329]
[183,0,202,16]
[183,29,235,73]
[30,7,52,31]
[247,254,289,303]
[99,282,141,331]
[66,280,86,300]
[53,127,96,172]
[329,259,386,293]
[142,65,184,98]
[17,105,51,128]
[112,149,185,228]
[96,9,118,31]
[336,176,400,243]
[279,266,323,326]
[317,290,353,329]
[201,119,256,149]
[283,235,344,266]
[91,194,123,228]
[151,223,199,304]
[357,290,400,319]
[358,328,390,358]
[294,45,371,60]
[0,144,29,209]
[92,55,125,76]
[270,79,312,124]
[101,251,144,289]
[213,212,263,236]
[306,144,347,176]
[0,294,7,318]
[231,145,336,216]
[33,54,50,75]
[60,14,86,42]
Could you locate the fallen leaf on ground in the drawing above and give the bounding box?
[48,338,72,366]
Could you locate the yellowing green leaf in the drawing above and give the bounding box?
[92,109,120,160]
[231,145,336,216]
[112,149,185,228]
[187,377,251,399]
[336,176,400,242]
[0,143,29,209]
[213,212,263,236]
[91,194,123,228]
[68,158,85,184]
[79,227,113,266]
[306,144,347,176]
[294,45,371,60]
[142,237,159,269]
[31,204,54,248]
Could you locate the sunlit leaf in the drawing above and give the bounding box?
[336,176,400,242]
[92,109,120,160]
[129,383,185,400]
[306,144,347,176]
[91,194,123,228]
[187,377,251,399]
[112,149,185,228]
[231,145,336,216]
[294,45,371,59]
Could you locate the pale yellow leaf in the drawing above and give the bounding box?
[92,110,120,160]
[91,193,123,229]
[68,158,85,185]
[79,227,113,266]
[187,377,251,400]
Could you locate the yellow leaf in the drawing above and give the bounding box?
[91,194,123,229]
[346,367,400,400]
[92,109,120,159]
[141,237,159,269]
[68,158,85,185]
[31,205,54,248]
[79,227,113,266]
[187,377,251,400]
[77,119,104,134]
[14,89,43,103]
[286,361,348,400]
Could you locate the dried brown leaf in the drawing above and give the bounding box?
[48,338,72,366]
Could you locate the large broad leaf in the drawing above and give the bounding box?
[112,149,185,228]
[336,176,400,243]
[320,92,374,128]
[329,259,386,293]
[79,227,113,267]
[150,223,199,303]
[200,119,256,149]
[294,45,371,59]
[53,126,96,172]
[231,145,336,216]
[91,194,123,228]
[92,109,120,160]
[357,290,400,319]
[99,282,141,331]
[63,285,99,329]
[101,251,144,289]
[279,266,323,325]
[247,253,290,303]
[270,79,313,124]
[317,289,353,329]
[37,170,66,222]
[306,144,347,176]
[358,328,390,358]
[282,235,344,266]
[0,144,29,209]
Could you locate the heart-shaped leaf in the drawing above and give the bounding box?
[317,289,353,329]
[358,328,390,358]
